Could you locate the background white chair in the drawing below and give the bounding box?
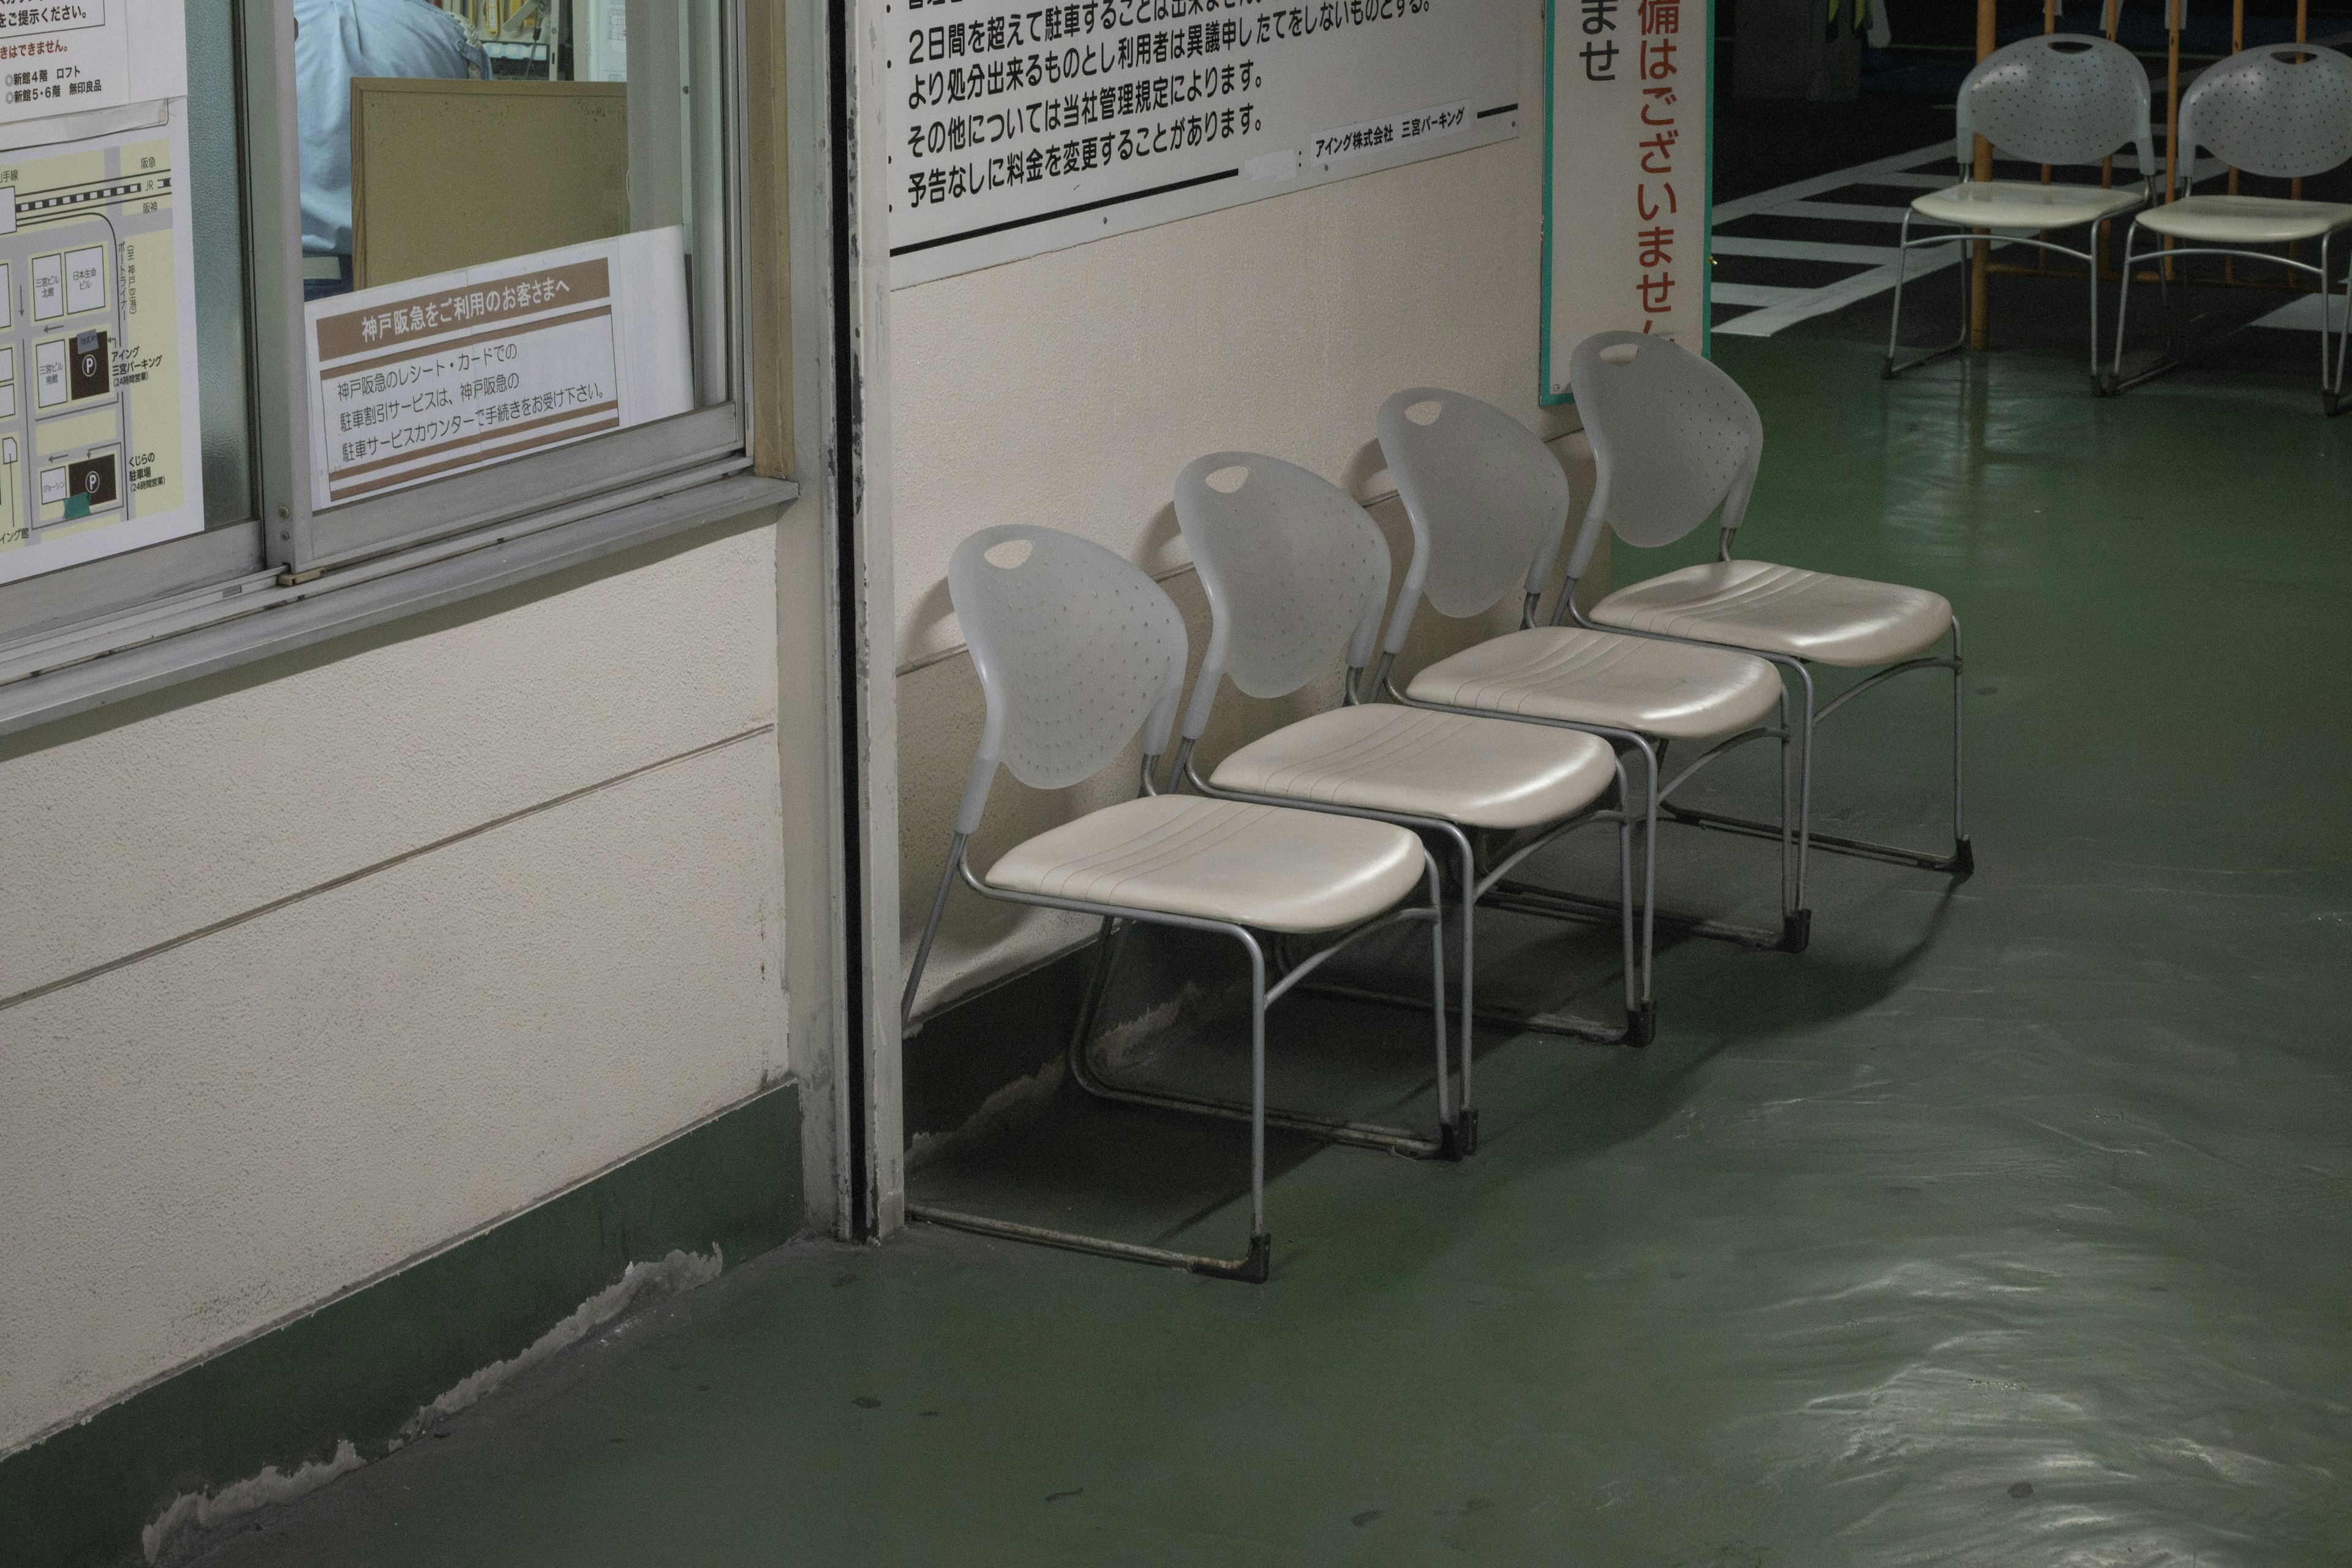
[2108,42,2352,412]
[1166,451,1641,1085]
[901,524,1450,1283]
[1369,388,1798,1025]
[1888,32,2154,381]
[1563,332,1968,916]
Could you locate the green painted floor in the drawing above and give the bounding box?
[200,336,2352,1567]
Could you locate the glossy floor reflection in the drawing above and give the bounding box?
[198,337,2352,1567]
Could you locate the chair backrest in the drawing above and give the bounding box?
[946,524,1187,833]
[1374,387,1571,657]
[1955,34,2154,175]
[1564,331,1762,579]
[1172,452,1390,742]
[2178,44,2352,184]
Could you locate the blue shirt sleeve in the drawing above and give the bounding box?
[296,0,488,258]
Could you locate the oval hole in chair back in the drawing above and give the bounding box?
[948,524,1187,789]
[1377,387,1570,619]
[2179,43,2352,181]
[1175,451,1390,699]
[1963,33,2149,167]
[1568,331,1760,551]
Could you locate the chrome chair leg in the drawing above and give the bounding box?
[2323,232,2346,418]
[1950,616,1971,869]
[2086,219,2105,386]
[1064,861,1465,1161]
[1885,224,1975,379]
[1660,644,1969,884]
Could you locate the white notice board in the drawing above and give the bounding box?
[0,0,188,126]
[303,228,693,511]
[1540,0,1711,404]
[888,0,1523,287]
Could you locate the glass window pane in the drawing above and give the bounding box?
[294,0,731,516]
[189,0,258,529]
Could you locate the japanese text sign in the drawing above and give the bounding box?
[303,228,694,511]
[1540,0,1711,402]
[888,0,1521,285]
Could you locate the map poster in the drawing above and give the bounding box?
[0,105,203,584]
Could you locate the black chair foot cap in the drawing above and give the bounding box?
[1781,909,1814,954]
[1950,837,1975,876]
[1441,1110,1480,1161]
[1626,1001,1657,1049]
[1192,1233,1272,1284]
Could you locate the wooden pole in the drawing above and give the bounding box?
[2228,0,2244,281]
[1971,0,1996,349]
[2038,0,2056,271]
[2163,0,2181,279]
[2294,1,2310,212]
[2100,0,2119,276]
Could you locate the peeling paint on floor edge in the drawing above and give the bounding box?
[396,1246,723,1441]
[141,1246,723,1566]
[140,1442,363,1566]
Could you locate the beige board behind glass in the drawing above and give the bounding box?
[350,80,630,292]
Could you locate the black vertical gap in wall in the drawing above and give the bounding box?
[827,0,873,1243]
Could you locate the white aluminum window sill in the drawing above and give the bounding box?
[0,464,797,739]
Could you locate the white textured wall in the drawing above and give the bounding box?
[891,0,1596,1012]
[0,521,790,1455]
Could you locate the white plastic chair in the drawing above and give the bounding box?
[1369,388,1798,1022]
[900,524,1450,1283]
[1564,331,1968,905]
[2109,43,2352,412]
[1164,451,1642,1085]
[1887,32,2155,380]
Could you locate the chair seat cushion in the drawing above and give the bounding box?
[1210,704,1617,832]
[1910,178,2146,231]
[1591,560,1951,668]
[984,794,1423,933]
[2136,193,2352,245]
[1405,627,1783,741]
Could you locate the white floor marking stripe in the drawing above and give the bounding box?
[1770,200,1924,224]
[1711,142,1951,224]
[2251,292,2348,333]
[1709,282,1812,307]
[1857,172,1965,190]
[1710,235,1898,265]
[1712,241,2010,337]
[1706,135,2146,338]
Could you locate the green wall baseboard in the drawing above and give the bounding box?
[2,1081,804,1568]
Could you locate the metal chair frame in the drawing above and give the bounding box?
[900,525,1456,1284]
[1887,209,2117,381]
[1371,390,1807,978]
[2105,46,2352,413]
[1162,451,1651,1057]
[2106,233,2350,409]
[1172,719,1645,1058]
[1886,32,2156,382]
[1375,637,1801,968]
[1560,541,1972,906]
[904,806,1450,1284]
[1560,334,1970,925]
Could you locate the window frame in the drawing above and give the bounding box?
[0,0,794,731]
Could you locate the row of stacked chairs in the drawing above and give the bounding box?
[902,334,1969,1283]
[1888,34,2352,411]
